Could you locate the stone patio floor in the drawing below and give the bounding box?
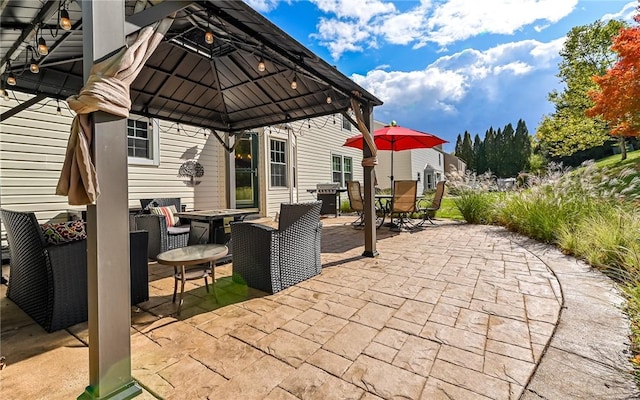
[1,217,638,399]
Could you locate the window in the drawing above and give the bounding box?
[438,153,442,166]
[127,118,159,165]
[342,114,352,131]
[292,144,297,188]
[270,139,287,187]
[332,154,353,187]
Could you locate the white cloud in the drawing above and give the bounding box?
[311,0,396,22]
[352,38,562,115]
[601,1,637,22]
[426,0,578,46]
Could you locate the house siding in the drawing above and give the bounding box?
[1,94,224,227]
[261,116,364,218]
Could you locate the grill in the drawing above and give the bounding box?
[316,183,341,216]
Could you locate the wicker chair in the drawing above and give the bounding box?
[0,209,149,332]
[134,198,189,260]
[231,201,322,294]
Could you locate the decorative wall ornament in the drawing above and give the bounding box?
[178,159,204,186]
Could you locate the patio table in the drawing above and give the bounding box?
[175,208,258,264]
[156,244,228,314]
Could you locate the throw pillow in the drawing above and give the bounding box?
[41,220,87,245]
[149,205,180,227]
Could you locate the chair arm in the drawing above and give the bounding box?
[134,214,167,259]
[45,240,88,332]
[231,222,277,293]
[129,230,149,304]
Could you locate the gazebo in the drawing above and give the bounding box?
[0,1,382,399]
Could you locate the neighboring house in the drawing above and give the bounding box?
[0,93,365,227]
[372,120,446,194]
[443,152,467,175]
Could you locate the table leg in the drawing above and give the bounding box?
[172,266,178,303]
[210,261,217,302]
[178,265,186,314]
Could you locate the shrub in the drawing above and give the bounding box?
[454,190,496,224]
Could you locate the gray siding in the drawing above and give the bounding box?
[1,94,224,226]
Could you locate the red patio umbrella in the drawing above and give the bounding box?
[343,123,447,186]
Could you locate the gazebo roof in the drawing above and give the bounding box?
[0,0,382,131]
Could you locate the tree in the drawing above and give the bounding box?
[587,7,640,160]
[460,131,474,171]
[473,134,486,174]
[454,134,463,158]
[536,19,626,159]
[514,119,532,173]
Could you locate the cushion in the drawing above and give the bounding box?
[41,220,87,245]
[167,225,190,235]
[149,205,180,227]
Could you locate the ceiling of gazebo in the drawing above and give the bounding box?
[0,0,382,132]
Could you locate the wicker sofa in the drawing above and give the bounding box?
[1,209,149,332]
[231,201,322,294]
[134,198,190,260]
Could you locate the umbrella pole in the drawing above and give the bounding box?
[390,150,394,196]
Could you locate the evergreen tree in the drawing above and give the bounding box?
[454,134,463,158]
[460,131,474,171]
[484,127,496,174]
[473,134,486,174]
[501,123,516,177]
[494,127,504,177]
[514,119,532,173]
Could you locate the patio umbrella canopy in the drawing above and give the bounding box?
[343,122,447,185]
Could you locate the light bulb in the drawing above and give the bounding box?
[204,30,214,44]
[60,9,72,31]
[30,58,39,73]
[326,95,332,104]
[7,74,16,86]
[257,58,266,72]
[38,37,48,55]
[290,76,297,90]
[2,89,9,101]
[57,106,62,115]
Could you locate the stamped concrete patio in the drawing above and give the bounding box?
[1,217,638,399]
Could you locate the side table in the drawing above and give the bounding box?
[156,244,228,314]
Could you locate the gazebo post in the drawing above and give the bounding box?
[361,101,378,257]
[78,1,141,399]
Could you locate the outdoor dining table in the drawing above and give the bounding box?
[175,208,258,264]
[156,243,228,314]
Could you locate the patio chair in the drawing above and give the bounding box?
[417,180,446,226]
[346,180,385,229]
[389,180,419,231]
[231,201,322,294]
[134,198,190,260]
[0,209,149,332]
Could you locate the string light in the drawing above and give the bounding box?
[290,74,297,90]
[38,36,48,55]
[205,30,214,44]
[6,67,16,86]
[60,9,72,31]
[2,89,9,101]
[257,57,266,72]
[30,57,39,73]
[56,99,62,115]
[325,94,332,104]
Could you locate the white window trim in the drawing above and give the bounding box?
[128,117,159,166]
[269,138,288,189]
[331,153,353,187]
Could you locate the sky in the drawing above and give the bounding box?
[244,0,637,152]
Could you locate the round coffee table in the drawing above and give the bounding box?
[156,244,228,314]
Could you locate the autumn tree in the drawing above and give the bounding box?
[587,6,640,160]
[537,19,626,159]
